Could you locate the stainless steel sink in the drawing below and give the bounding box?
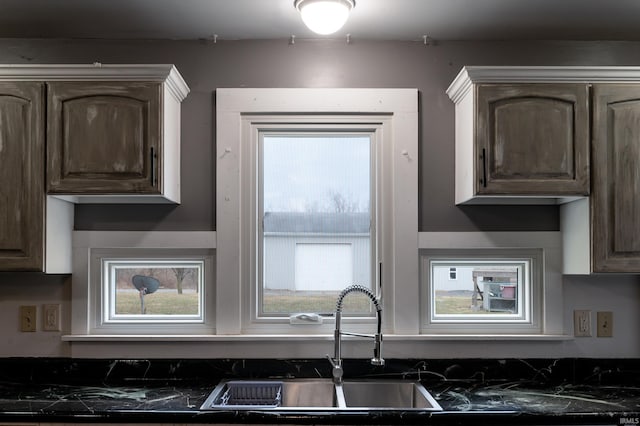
[338,380,442,410]
[200,378,442,411]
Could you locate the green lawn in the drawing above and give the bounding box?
[263,291,373,314]
[435,295,508,315]
[116,290,373,316]
[116,292,199,315]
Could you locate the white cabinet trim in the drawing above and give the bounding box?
[0,64,189,101]
[447,66,640,103]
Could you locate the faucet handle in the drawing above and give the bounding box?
[326,354,343,383]
[326,354,337,368]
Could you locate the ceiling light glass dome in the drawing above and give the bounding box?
[294,0,355,35]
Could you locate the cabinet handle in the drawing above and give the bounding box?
[481,148,487,188]
[150,146,157,186]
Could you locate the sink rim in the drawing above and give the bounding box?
[199,378,442,412]
[338,379,443,411]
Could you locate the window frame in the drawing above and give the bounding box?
[216,88,419,335]
[89,248,215,335]
[255,126,379,322]
[423,250,541,331]
[101,257,206,324]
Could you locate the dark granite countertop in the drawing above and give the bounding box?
[1,358,639,425]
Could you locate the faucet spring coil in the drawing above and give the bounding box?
[336,284,381,313]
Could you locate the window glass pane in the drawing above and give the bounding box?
[104,260,204,322]
[261,134,373,316]
[431,260,527,320]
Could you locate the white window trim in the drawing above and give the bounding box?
[69,231,216,336]
[216,88,419,335]
[422,249,541,333]
[101,257,206,323]
[90,249,213,334]
[418,231,564,337]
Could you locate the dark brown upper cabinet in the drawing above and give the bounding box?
[447,67,590,204]
[590,84,640,273]
[47,82,162,197]
[0,64,188,272]
[476,84,589,197]
[42,64,189,204]
[0,82,45,271]
[450,66,640,273]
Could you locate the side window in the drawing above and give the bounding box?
[88,248,215,334]
[421,249,543,334]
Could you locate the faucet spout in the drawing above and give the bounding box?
[327,284,384,384]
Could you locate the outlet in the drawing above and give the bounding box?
[20,305,37,332]
[597,311,613,337]
[573,310,591,337]
[43,304,61,331]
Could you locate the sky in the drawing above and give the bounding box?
[262,134,371,213]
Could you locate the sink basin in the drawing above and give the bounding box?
[281,379,338,408]
[200,378,442,411]
[200,379,338,410]
[338,380,442,410]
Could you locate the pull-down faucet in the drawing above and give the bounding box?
[326,284,384,384]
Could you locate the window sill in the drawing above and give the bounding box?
[62,333,572,342]
[415,334,572,341]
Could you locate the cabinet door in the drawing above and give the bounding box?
[47,82,161,194]
[476,84,589,195]
[592,85,640,272]
[0,82,44,271]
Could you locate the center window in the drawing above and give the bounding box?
[216,88,418,336]
[259,133,375,318]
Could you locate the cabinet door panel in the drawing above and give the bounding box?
[62,95,146,177]
[0,83,44,270]
[477,84,589,195]
[593,85,640,271]
[611,100,640,253]
[47,82,161,194]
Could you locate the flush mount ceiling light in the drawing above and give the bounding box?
[294,0,355,35]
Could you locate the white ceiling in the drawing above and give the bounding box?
[2,0,640,42]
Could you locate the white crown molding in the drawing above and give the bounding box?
[447,65,640,103]
[0,63,190,100]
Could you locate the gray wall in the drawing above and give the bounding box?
[6,38,639,232]
[1,38,640,357]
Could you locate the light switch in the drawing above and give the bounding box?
[20,305,37,332]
